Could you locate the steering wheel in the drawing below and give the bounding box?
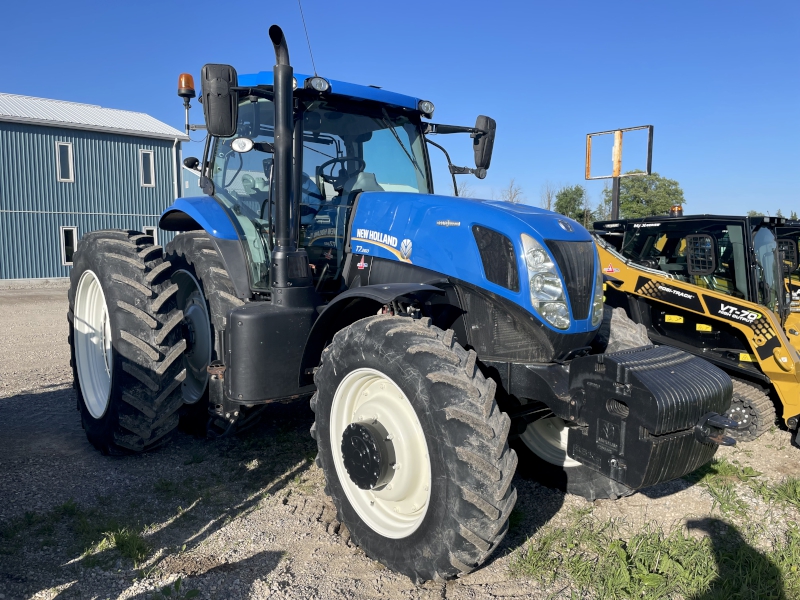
[316,156,366,191]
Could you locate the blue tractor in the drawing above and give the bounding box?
[67,26,738,581]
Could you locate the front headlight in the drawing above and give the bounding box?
[591,249,604,327]
[521,234,570,329]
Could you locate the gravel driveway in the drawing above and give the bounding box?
[1,285,797,600]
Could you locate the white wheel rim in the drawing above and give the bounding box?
[74,270,113,419]
[520,416,582,468]
[173,269,211,403]
[330,368,432,539]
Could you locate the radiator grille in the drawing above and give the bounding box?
[545,240,594,320]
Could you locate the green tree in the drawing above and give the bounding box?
[776,209,784,218]
[554,184,592,225]
[791,210,798,220]
[603,170,685,218]
[747,210,764,217]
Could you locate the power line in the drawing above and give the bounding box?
[297,0,317,75]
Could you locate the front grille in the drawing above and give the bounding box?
[545,240,594,320]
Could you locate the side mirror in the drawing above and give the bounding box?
[201,64,238,137]
[473,115,496,170]
[686,234,717,276]
[183,156,200,171]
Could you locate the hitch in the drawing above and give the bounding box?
[694,412,738,446]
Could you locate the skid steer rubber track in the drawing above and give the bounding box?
[68,230,186,454]
[726,379,777,442]
[311,315,517,582]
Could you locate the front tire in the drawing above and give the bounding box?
[312,316,517,582]
[68,230,186,454]
[512,415,634,501]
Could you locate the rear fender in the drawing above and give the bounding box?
[159,197,251,299]
[159,197,239,240]
[300,283,445,386]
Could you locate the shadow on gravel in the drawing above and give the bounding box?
[687,518,785,600]
[113,551,287,600]
[0,399,316,599]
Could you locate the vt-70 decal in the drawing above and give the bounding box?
[702,295,780,360]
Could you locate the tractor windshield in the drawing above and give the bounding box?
[209,96,430,291]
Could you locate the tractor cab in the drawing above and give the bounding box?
[594,214,789,321]
[207,86,433,294]
[175,63,494,300]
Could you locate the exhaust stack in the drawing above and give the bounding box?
[269,25,293,253]
[267,25,312,295]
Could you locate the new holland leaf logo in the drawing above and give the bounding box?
[400,239,413,260]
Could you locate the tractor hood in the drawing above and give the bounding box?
[348,191,599,334]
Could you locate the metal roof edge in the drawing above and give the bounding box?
[0,115,189,141]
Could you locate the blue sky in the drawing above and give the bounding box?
[3,0,797,215]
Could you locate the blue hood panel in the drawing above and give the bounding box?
[350,192,598,334]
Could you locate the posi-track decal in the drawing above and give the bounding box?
[634,276,704,312]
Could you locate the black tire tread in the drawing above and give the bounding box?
[312,315,517,582]
[68,229,186,454]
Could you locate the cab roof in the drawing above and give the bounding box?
[593,214,785,232]
[237,71,422,112]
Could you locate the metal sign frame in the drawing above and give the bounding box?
[585,125,653,180]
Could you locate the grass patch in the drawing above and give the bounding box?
[510,508,795,599]
[0,498,152,567]
[685,457,761,515]
[107,527,149,564]
[755,476,800,511]
[154,576,199,599]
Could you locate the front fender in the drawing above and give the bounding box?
[299,283,444,386]
[159,196,239,241]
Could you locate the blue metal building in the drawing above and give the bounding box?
[0,93,188,279]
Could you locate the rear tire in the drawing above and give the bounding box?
[68,230,186,454]
[725,380,776,442]
[312,316,517,582]
[164,232,243,429]
[512,416,634,501]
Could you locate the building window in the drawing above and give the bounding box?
[56,142,74,182]
[143,226,158,245]
[140,149,155,187]
[60,226,78,266]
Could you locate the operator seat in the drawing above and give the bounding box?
[338,171,384,206]
[300,175,325,225]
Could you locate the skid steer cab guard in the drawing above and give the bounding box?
[68,24,734,583]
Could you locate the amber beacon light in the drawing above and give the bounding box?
[178,73,196,99]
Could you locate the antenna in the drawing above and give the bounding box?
[296,0,318,75]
